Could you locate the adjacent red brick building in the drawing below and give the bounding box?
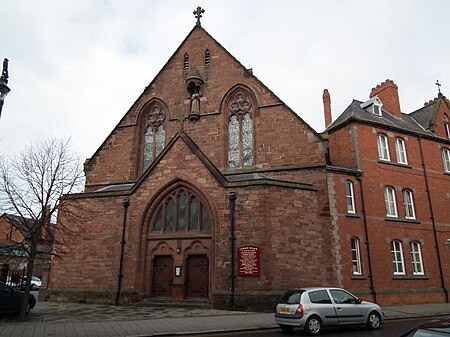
[48,17,449,309]
[327,80,450,305]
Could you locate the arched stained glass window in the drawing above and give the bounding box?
[143,103,166,171]
[189,197,199,230]
[227,90,255,168]
[152,188,211,233]
[228,116,240,168]
[165,198,174,231]
[177,191,186,230]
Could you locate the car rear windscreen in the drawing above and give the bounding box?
[280,290,304,304]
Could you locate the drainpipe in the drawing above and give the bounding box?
[418,137,448,303]
[116,198,130,305]
[356,175,377,303]
[228,192,237,311]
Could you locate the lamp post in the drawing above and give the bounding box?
[0,58,11,119]
[116,198,130,305]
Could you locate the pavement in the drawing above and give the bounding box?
[0,299,449,337]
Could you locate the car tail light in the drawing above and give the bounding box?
[295,304,304,316]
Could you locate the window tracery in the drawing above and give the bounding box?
[152,187,211,233]
[227,90,255,168]
[143,103,166,171]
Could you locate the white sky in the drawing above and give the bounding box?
[1,0,449,161]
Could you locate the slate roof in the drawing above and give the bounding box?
[0,213,55,242]
[327,97,447,139]
[1,213,35,240]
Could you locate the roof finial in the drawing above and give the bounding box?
[436,80,443,98]
[193,6,205,26]
[1,58,8,84]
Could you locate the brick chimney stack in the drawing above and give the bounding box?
[323,89,332,128]
[369,79,402,117]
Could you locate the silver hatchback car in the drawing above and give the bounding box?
[275,287,384,335]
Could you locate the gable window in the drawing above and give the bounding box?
[391,240,405,275]
[410,241,424,275]
[402,189,416,219]
[345,180,356,214]
[377,134,390,161]
[143,103,166,171]
[351,237,362,275]
[152,187,211,233]
[444,114,450,138]
[204,49,211,67]
[443,148,450,173]
[395,137,408,165]
[384,186,398,217]
[227,90,254,168]
[183,53,189,71]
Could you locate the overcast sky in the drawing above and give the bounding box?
[1,0,449,161]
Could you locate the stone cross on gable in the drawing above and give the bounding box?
[177,114,187,132]
[193,6,205,26]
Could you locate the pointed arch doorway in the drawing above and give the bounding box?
[144,182,214,301]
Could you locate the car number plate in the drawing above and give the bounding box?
[279,307,291,313]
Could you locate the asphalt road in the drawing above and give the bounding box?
[181,317,439,337]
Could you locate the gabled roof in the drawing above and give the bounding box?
[86,23,323,165]
[327,99,435,137]
[409,95,450,132]
[0,213,55,242]
[1,213,35,240]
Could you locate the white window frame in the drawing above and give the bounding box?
[372,104,382,116]
[443,148,450,173]
[345,181,356,214]
[384,186,398,217]
[395,138,408,165]
[391,240,405,275]
[377,134,390,161]
[351,238,362,275]
[402,189,416,219]
[410,241,424,275]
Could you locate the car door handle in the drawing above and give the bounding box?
[336,307,342,310]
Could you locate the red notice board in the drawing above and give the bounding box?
[237,245,260,277]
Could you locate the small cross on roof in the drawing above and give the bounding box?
[193,6,205,26]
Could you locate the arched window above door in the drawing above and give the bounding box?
[152,187,211,233]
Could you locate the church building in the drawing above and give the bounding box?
[48,8,449,309]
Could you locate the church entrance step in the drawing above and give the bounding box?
[141,297,213,309]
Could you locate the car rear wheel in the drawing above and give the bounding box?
[305,316,322,336]
[279,324,294,333]
[367,311,381,330]
[26,301,32,314]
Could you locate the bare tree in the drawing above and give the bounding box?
[0,137,84,321]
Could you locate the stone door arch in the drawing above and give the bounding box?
[143,181,214,300]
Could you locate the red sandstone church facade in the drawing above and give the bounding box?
[47,13,449,309]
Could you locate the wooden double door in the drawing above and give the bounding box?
[152,254,209,298]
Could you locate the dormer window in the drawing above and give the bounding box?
[360,96,383,116]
